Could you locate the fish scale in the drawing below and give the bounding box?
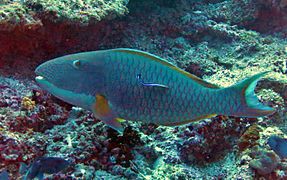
[35,48,275,132]
[107,50,213,124]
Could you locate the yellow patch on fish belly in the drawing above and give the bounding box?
[116,118,126,122]
[94,94,111,117]
[92,94,124,133]
[163,114,217,126]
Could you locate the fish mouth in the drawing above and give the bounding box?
[35,75,45,81]
[35,71,95,111]
[35,75,54,91]
[35,65,53,89]
[35,75,49,85]
[35,64,52,86]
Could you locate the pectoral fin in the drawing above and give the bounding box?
[93,94,124,133]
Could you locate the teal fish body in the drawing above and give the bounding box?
[35,48,274,132]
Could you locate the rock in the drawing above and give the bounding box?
[238,124,262,152]
[249,148,280,175]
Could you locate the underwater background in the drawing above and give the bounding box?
[0,0,287,179]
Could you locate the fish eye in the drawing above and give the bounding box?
[73,60,81,69]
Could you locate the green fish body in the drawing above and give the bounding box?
[35,48,274,132]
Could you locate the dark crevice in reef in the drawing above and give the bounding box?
[0,19,125,77]
[248,6,287,34]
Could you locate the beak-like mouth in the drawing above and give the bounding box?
[35,64,49,85]
[35,75,44,81]
[35,74,51,88]
[35,75,48,84]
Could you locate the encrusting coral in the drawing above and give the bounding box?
[21,96,35,111]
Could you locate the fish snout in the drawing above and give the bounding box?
[35,61,52,83]
[35,59,68,88]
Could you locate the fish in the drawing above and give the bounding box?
[0,170,9,180]
[35,48,275,132]
[267,135,287,158]
[20,157,70,180]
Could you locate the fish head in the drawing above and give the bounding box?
[35,52,101,91]
[35,51,104,110]
[25,160,41,180]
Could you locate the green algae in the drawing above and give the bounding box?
[0,2,26,23]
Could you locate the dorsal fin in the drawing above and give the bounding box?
[112,48,220,89]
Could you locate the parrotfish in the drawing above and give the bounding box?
[268,135,287,159]
[35,48,274,132]
[0,170,9,180]
[20,157,70,180]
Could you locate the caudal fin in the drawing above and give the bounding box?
[232,71,275,117]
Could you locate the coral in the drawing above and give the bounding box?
[202,0,259,26]
[0,77,70,133]
[40,112,146,179]
[249,147,280,176]
[0,2,40,31]
[21,96,35,111]
[0,0,129,27]
[238,124,262,152]
[7,91,70,133]
[105,127,144,167]
[24,0,129,24]
[0,0,129,74]
[0,132,46,178]
[178,116,244,165]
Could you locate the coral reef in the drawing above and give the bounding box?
[202,0,259,26]
[24,0,129,24]
[178,116,243,165]
[0,0,286,179]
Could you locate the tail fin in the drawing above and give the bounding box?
[231,71,275,117]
